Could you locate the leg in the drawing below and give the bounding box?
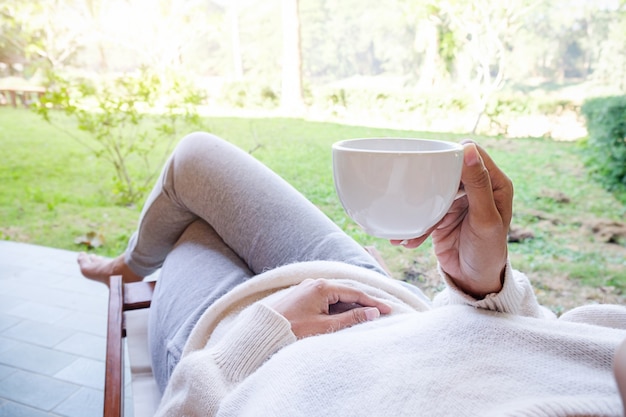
[148,219,254,392]
[124,131,385,277]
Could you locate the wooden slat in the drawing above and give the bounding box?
[123,281,156,310]
[104,275,124,417]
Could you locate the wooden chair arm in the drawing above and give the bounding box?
[104,278,156,416]
[104,275,124,417]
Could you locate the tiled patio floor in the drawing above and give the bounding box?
[0,241,133,417]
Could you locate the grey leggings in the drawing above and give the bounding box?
[124,132,393,392]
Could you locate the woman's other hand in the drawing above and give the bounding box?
[269,278,392,339]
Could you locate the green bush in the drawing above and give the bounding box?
[581,96,626,193]
[218,79,280,109]
[310,84,473,122]
[34,69,203,205]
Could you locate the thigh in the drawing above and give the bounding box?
[167,132,385,275]
[148,219,253,392]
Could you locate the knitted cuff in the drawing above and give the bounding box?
[211,303,296,383]
[436,260,527,314]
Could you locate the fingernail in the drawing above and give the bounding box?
[400,239,409,246]
[464,143,480,166]
[364,307,380,321]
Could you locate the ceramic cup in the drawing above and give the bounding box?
[332,138,464,240]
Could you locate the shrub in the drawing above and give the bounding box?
[218,79,280,109]
[581,96,626,192]
[34,68,203,205]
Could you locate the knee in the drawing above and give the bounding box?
[170,132,227,169]
[176,131,225,155]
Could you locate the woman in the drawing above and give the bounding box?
[79,132,626,416]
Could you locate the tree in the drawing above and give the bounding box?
[212,0,259,79]
[593,3,626,92]
[83,0,108,70]
[399,1,454,88]
[280,0,305,114]
[0,0,83,71]
[438,0,537,133]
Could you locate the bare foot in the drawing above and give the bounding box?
[77,252,143,287]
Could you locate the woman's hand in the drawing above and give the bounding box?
[268,278,392,339]
[391,141,513,299]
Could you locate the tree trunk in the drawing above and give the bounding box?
[228,7,243,79]
[416,18,440,89]
[280,0,305,115]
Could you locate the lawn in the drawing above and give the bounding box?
[1,107,624,314]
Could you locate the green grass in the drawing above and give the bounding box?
[1,107,624,311]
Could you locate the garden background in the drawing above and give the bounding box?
[1,0,625,314]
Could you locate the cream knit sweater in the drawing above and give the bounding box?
[155,261,626,417]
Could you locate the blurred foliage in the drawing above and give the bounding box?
[581,96,626,198]
[33,68,204,204]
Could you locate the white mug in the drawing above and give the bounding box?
[332,138,464,240]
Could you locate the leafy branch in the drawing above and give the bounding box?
[34,68,203,205]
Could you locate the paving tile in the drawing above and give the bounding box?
[0,242,140,415]
[0,244,79,281]
[54,357,104,390]
[54,293,107,316]
[0,336,20,354]
[0,295,23,315]
[0,246,54,270]
[0,313,21,332]
[0,282,28,305]
[0,400,57,417]
[54,333,105,361]
[0,265,22,280]
[50,276,107,297]
[0,369,78,411]
[2,320,74,348]
[52,387,103,417]
[58,311,106,337]
[49,261,83,277]
[0,364,16,381]
[0,340,78,376]
[6,301,71,325]
[0,282,73,310]
[0,278,107,315]
[14,269,71,288]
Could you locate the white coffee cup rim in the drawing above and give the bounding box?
[332,137,462,154]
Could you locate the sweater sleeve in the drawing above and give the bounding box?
[559,304,626,329]
[155,303,297,417]
[432,260,554,318]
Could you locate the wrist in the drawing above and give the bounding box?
[445,262,506,300]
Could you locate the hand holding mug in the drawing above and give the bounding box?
[393,141,513,298]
